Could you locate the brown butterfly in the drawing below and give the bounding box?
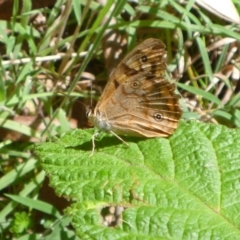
[87,38,182,155]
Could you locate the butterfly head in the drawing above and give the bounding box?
[86,106,112,133]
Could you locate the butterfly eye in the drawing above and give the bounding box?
[141,55,148,62]
[154,113,163,121]
[131,81,140,89]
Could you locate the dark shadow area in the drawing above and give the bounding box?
[65,134,145,152]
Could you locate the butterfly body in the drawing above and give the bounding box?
[88,38,182,149]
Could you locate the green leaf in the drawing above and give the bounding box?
[72,0,81,24]
[35,121,240,239]
[5,194,62,218]
[177,82,223,107]
[0,60,6,102]
[0,118,41,139]
[0,171,46,224]
[0,159,37,191]
[10,211,30,234]
[56,108,71,132]
[196,36,213,80]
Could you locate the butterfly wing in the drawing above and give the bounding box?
[92,38,181,137]
[98,71,181,137]
[95,38,166,109]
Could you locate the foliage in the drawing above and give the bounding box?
[0,0,240,239]
[36,121,240,239]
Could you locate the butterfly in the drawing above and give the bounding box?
[87,38,182,155]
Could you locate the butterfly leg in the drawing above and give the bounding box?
[90,131,129,156]
[110,131,129,147]
[90,132,99,157]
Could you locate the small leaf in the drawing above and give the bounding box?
[10,212,31,234]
